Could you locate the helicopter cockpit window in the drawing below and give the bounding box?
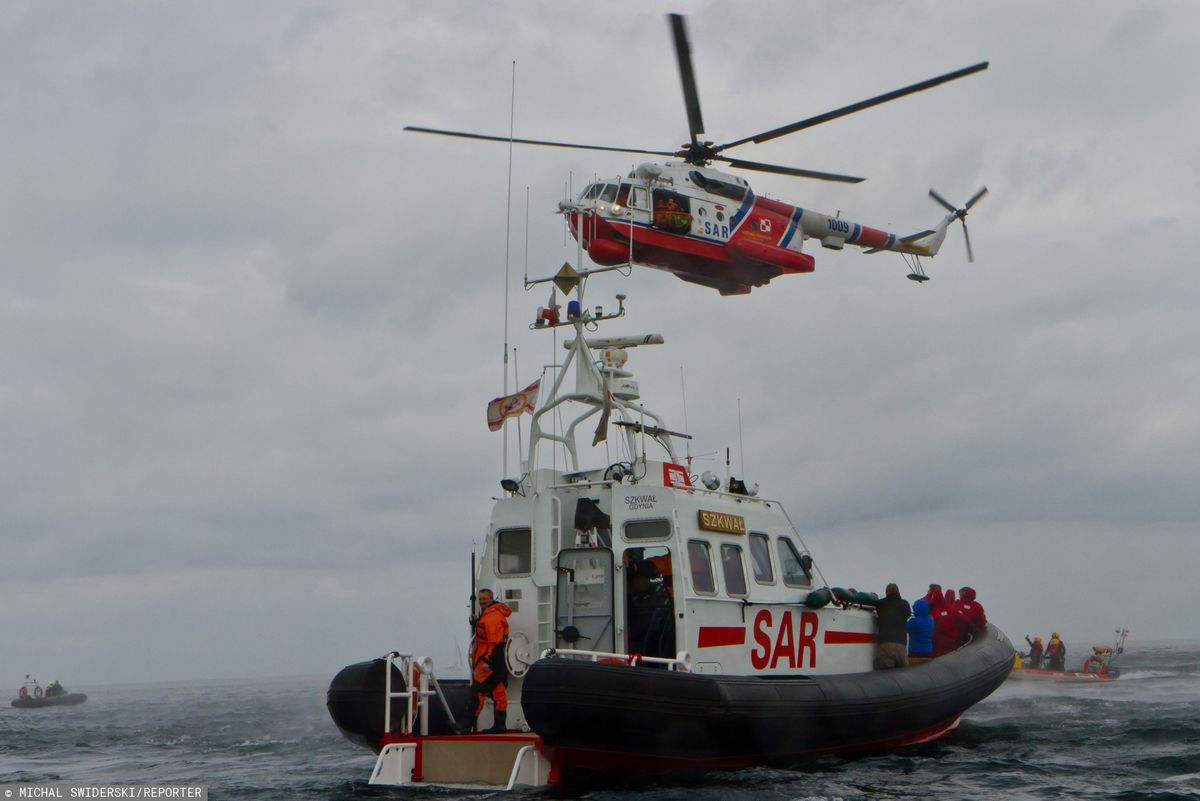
[582,183,604,200]
[615,184,631,207]
[599,184,618,203]
[629,187,648,209]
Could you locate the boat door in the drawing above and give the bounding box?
[555,548,615,652]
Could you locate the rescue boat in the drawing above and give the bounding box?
[1008,629,1127,683]
[11,677,87,708]
[326,233,1015,788]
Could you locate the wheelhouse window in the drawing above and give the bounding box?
[719,544,748,598]
[497,527,532,575]
[777,536,811,588]
[687,540,716,595]
[748,532,774,584]
[625,518,672,541]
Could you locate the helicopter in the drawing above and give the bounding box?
[408,14,989,295]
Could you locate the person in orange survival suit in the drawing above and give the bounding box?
[470,588,512,733]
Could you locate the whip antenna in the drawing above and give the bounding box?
[502,61,517,474]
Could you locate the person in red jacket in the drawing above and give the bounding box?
[470,588,512,733]
[923,583,945,612]
[956,586,988,639]
[932,599,969,656]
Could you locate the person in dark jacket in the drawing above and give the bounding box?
[1024,635,1044,668]
[907,598,934,663]
[1045,633,1067,670]
[932,598,968,657]
[956,586,988,639]
[874,583,911,669]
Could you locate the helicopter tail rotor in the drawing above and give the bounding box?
[929,186,988,262]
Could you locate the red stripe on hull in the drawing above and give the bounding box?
[697,626,747,648]
[823,631,876,645]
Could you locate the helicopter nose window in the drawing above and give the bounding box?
[599,184,618,202]
[581,183,602,200]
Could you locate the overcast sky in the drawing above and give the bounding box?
[2,1,1198,687]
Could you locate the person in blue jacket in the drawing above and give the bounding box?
[907,598,934,664]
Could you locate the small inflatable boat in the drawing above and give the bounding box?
[11,693,88,708]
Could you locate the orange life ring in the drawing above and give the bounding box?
[33,686,44,698]
[19,686,29,698]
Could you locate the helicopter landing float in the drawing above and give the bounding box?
[408,14,989,295]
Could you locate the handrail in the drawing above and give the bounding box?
[382,652,444,736]
[540,647,692,672]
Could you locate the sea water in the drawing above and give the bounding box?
[2,642,1198,800]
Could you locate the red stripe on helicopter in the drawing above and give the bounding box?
[852,225,890,248]
[823,631,876,645]
[697,626,748,648]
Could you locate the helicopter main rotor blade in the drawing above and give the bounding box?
[962,221,975,263]
[715,155,864,183]
[929,188,958,214]
[716,62,989,152]
[965,185,989,210]
[404,126,677,158]
[669,13,706,148]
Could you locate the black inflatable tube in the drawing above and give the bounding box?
[521,625,1014,768]
[326,659,471,750]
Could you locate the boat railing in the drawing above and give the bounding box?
[540,647,692,672]
[382,652,460,736]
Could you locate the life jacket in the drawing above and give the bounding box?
[472,602,512,684]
